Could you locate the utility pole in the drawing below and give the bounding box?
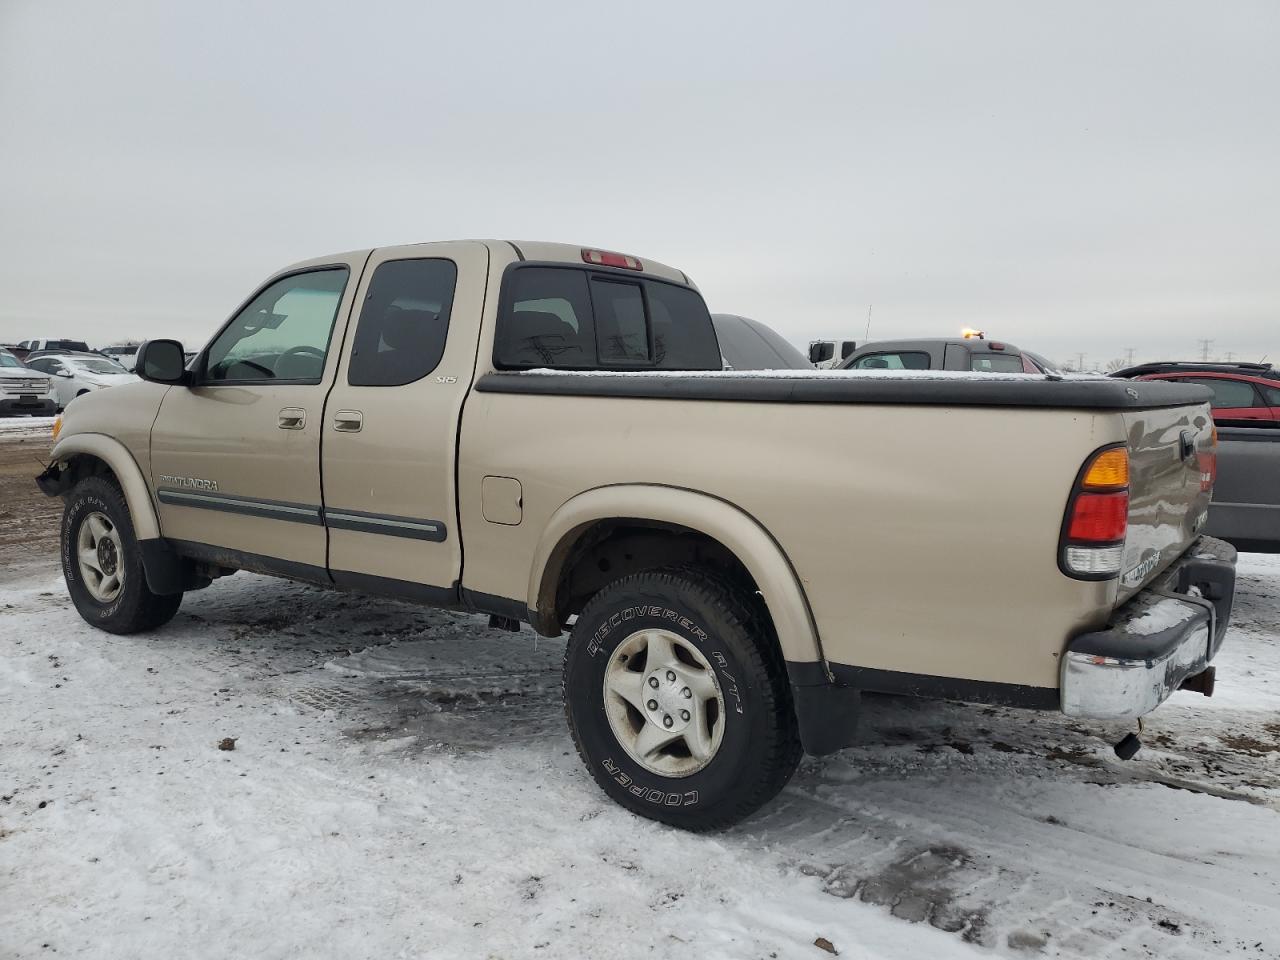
[1224,351,1236,362]
[1197,338,1213,362]
[1124,347,1136,366]
[1075,352,1086,372]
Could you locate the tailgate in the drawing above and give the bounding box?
[1118,402,1215,602]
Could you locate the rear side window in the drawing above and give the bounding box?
[970,353,1026,373]
[1177,377,1261,409]
[852,351,930,370]
[494,266,720,370]
[348,259,457,386]
[1263,384,1280,405]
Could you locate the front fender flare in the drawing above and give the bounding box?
[528,484,827,671]
[45,433,161,541]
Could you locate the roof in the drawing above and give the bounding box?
[1112,361,1278,381]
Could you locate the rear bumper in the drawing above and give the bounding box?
[1061,536,1236,720]
[0,396,57,415]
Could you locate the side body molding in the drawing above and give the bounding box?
[527,484,827,669]
[47,433,162,541]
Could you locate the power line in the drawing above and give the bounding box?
[1197,338,1213,362]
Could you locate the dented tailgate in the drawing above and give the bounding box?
[1118,401,1215,602]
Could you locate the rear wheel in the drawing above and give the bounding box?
[563,567,801,831]
[62,476,182,633]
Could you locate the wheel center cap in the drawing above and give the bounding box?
[643,668,694,733]
[98,538,118,575]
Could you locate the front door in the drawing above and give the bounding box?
[320,242,489,596]
[150,256,369,574]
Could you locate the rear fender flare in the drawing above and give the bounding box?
[528,484,826,669]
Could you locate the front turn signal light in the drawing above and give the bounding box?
[51,415,62,441]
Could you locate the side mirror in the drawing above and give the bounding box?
[840,341,857,359]
[808,341,835,364]
[137,339,188,384]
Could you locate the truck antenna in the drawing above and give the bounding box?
[864,304,873,341]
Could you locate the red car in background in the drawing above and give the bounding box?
[1113,362,1280,422]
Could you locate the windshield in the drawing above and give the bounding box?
[0,351,23,368]
[72,358,129,374]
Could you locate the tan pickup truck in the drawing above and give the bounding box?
[37,240,1237,830]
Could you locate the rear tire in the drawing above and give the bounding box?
[563,566,801,831]
[61,476,183,633]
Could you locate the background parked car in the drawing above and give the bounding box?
[712,314,811,370]
[837,336,1054,373]
[26,352,140,408]
[807,339,858,367]
[1112,361,1280,423]
[1112,362,1280,551]
[15,338,92,354]
[0,348,58,416]
[101,342,142,370]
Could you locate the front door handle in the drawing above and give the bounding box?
[278,407,306,430]
[333,410,363,433]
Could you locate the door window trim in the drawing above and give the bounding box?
[193,264,352,387]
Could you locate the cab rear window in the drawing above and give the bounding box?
[971,353,1026,373]
[494,266,721,371]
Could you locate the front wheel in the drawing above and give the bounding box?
[563,567,801,831]
[61,476,183,633]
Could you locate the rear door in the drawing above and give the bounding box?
[150,257,367,574]
[320,242,489,595]
[1153,373,1275,421]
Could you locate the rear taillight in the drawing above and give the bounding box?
[1199,427,1217,492]
[1060,445,1129,580]
[581,248,643,271]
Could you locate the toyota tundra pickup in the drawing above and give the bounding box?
[36,240,1237,830]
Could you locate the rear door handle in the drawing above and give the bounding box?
[278,407,306,430]
[333,410,363,433]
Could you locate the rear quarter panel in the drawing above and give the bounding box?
[459,393,1124,689]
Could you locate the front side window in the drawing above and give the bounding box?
[853,351,930,370]
[348,259,457,386]
[1179,377,1261,409]
[30,358,63,374]
[204,268,348,383]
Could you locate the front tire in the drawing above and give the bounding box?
[563,567,801,831]
[62,476,183,633]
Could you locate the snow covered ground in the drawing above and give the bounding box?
[2,550,1279,958]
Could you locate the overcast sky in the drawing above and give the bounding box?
[1,0,1276,368]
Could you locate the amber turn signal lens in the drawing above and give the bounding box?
[1082,448,1128,489]
[51,415,62,441]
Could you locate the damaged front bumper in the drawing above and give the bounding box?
[1061,536,1236,720]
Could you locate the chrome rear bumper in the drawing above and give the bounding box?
[1061,536,1236,720]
